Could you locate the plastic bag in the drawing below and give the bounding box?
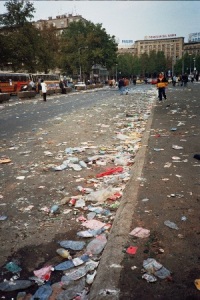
[96,167,123,178]
[86,234,107,255]
[86,186,117,203]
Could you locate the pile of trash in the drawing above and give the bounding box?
[0,89,158,299]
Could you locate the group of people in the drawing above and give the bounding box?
[118,77,130,95]
[157,70,199,101]
[172,74,188,87]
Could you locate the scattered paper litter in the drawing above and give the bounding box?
[129,227,150,238]
[82,219,106,230]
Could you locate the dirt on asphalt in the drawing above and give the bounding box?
[0,86,155,299]
[0,83,200,300]
[118,84,200,300]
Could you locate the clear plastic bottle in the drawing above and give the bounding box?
[86,234,107,255]
[50,204,59,214]
[164,220,179,230]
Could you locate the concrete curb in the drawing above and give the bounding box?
[89,99,156,300]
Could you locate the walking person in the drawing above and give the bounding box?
[172,75,177,87]
[41,79,47,101]
[118,77,125,95]
[157,73,168,101]
[182,73,188,87]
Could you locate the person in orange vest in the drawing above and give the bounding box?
[157,73,168,101]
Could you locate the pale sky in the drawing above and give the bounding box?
[0,1,199,44]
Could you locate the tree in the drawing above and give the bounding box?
[117,54,134,78]
[36,23,60,73]
[156,51,166,75]
[0,0,35,28]
[60,20,118,78]
[140,52,149,76]
[0,23,42,72]
[0,0,39,71]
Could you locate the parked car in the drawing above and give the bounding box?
[74,82,86,90]
[147,78,152,84]
[67,82,75,89]
[151,78,158,85]
[136,78,144,84]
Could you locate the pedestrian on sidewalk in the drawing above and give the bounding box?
[157,73,168,101]
[182,73,188,87]
[172,75,177,87]
[41,79,47,102]
[118,77,125,95]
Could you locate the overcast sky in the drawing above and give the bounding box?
[0,1,199,44]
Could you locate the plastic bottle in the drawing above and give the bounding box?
[59,240,86,251]
[164,220,179,230]
[62,266,87,281]
[58,277,85,299]
[54,254,90,271]
[79,160,87,168]
[86,234,107,255]
[5,262,22,273]
[56,248,72,259]
[53,163,68,171]
[86,270,97,284]
[77,228,105,238]
[0,280,32,292]
[50,204,59,214]
[30,283,52,300]
[68,157,79,163]
[16,292,26,300]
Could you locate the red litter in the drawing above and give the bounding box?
[126,246,138,255]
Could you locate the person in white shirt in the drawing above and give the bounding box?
[40,79,47,101]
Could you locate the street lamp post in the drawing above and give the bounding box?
[171,44,175,76]
[193,58,196,73]
[189,54,192,74]
[78,47,88,82]
[182,54,184,75]
[115,64,118,82]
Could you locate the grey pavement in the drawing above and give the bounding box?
[89,82,200,300]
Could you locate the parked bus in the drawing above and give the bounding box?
[31,74,60,93]
[0,72,30,94]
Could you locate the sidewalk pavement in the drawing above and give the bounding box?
[89,83,200,300]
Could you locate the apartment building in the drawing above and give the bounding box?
[33,13,86,34]
[117,47,137,56]
[118,35,200,59]
[134,37,184,59]
[183,42,200,56]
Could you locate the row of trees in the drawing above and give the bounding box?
[1,1,199,79]
[0,0,118,77]
[112,51,200,79]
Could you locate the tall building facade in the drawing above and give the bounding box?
[33,14,86,34]
[134,37,184,59]
[183,42,200,56]
[118,36,200,59]
[118,37,184,59]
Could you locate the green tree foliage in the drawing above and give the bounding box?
[116,51,168,78]
[0,0,60,73]
[0,0,38,71]
[60,20,118,78]
[175,53,200,75]
[36,23,60,73]
[0,0,35,28]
